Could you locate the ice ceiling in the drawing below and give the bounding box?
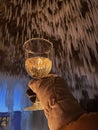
[0,0,98,88]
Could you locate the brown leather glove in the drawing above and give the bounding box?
[29,75,84,130]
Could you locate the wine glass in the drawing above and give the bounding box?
[23,38,53,111]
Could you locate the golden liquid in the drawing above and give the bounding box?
[25,57,52,78]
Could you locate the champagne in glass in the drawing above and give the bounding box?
[25,57,52,78]
[23,38,53,110]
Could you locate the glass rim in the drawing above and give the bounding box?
[23,37,53,54]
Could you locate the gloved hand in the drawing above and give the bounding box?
[28,75,84,130]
